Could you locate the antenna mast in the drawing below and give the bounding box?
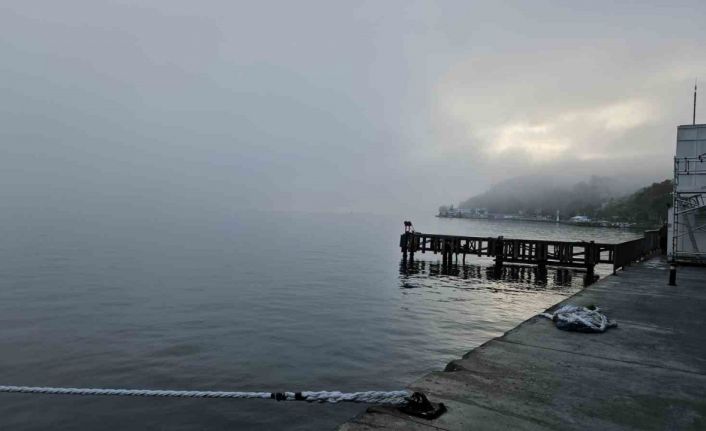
[694,79,698,125]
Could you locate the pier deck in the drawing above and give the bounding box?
[400,230,662,273]
[340,258,706,430]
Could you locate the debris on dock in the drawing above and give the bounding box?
[539,304,617,333]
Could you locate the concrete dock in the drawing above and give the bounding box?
[340,258,706,430]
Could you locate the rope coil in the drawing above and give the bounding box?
[0,385,411,405]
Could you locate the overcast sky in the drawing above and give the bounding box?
[2,1,705,216]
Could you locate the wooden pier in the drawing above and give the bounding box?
[400,229,662,273]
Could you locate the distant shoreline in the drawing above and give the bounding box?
[435,214,657,231]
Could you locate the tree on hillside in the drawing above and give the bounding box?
[597,180,672,225]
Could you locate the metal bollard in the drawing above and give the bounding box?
[668,265,677,286]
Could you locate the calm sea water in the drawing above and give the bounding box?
[0,211,641,430]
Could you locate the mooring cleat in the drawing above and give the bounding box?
[398,392,446,419]
[271,392,288,401]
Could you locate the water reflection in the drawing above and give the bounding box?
[400,257,599,291]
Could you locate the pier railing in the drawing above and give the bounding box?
[400,229,663,273]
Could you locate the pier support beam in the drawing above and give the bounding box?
[537,243,547,272]
[400,232,410,260]
[493,236,505,270]
[441,240,447,265]
[585,241,596,276]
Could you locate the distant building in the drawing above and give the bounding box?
[438,206,488,219]
[570,215,591,223]
[454,208,474,217]
[668,124,706,263]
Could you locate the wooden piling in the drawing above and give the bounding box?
[494,236,505,269]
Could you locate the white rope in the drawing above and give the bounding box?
[297,391,410,405]
[0,385,410,405]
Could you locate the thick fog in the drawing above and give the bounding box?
[2,1,705,216]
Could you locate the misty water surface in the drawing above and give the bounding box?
[0,211,641,429]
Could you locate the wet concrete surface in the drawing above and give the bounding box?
[340,257,706,430]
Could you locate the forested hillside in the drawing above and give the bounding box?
[454,176,671,227]
[597,180,672,225]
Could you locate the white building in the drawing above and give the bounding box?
[668,124,706,263]
[570,215,591,223]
